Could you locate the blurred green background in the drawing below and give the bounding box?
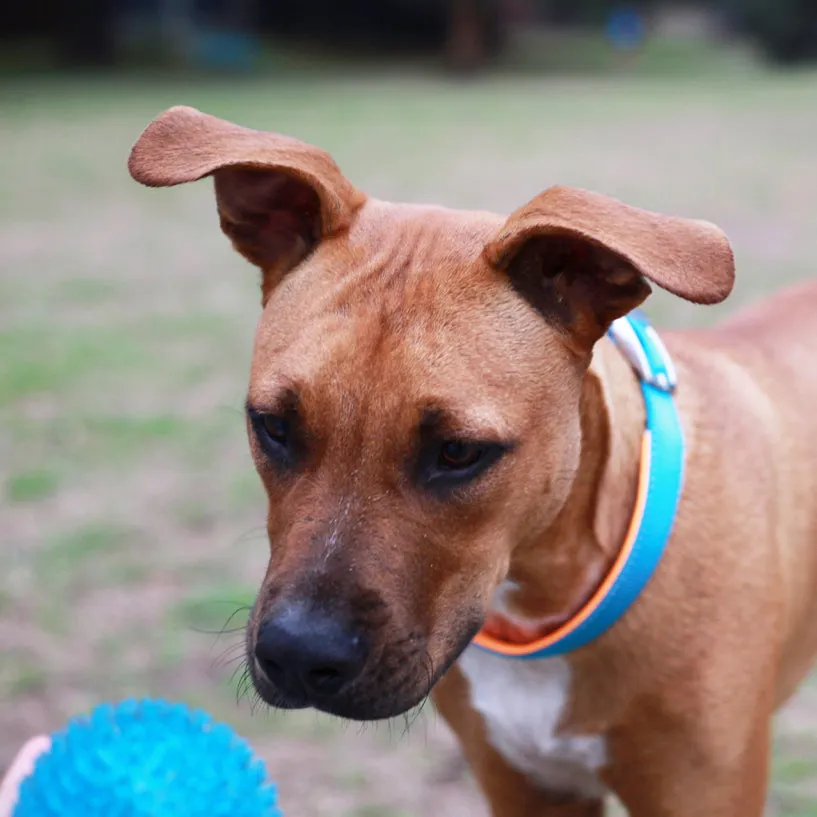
[2,2,817,815]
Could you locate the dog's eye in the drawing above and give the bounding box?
[249,409,296,467]
[438,441,485,470]
[261,414,289,447]
[418,437,511,495]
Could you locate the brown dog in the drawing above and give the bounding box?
[129,106,817,816]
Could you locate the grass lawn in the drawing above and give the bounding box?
[2,53,817,815]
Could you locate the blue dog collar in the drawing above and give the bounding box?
[472,310,685,659]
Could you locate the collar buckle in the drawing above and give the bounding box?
[608,311,677,394]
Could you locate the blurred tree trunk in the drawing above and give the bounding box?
[55,0,117,66]
[445,0,504,73]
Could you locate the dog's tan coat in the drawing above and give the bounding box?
[129,106,817,816]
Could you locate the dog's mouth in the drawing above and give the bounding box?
[249,659,433,720]
[247,620,480,721]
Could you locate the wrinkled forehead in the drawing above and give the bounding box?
[255,199,505,325]
[247,201,568,429]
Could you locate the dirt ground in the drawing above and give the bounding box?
[3,56,817,815]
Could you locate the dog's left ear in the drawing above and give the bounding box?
[128,106,365,303]
[484,186,735,352]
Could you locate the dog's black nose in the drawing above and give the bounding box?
[254,604,369,698]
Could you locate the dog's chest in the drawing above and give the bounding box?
[458,648,607,798]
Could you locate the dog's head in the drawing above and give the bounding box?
[130,107,735,720]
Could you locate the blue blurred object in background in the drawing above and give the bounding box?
[189,27,259,71]
[606,4,647,51]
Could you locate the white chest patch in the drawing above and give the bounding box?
[458,647,608,799]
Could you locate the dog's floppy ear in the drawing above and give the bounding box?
[484,186,735,352]
[128,106,365,301]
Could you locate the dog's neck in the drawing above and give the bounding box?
[483,337,646,641]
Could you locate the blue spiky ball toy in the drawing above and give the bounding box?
[13,698,281,817]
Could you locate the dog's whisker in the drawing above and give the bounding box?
[216,651,249,671]
[233,527,269,546]
[214,403,247,419]
[235,663,254,707]
[210,643,247,672]
[210,639,247,661]
[188,603,252,641]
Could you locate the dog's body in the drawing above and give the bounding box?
[129,107,817,816]
[438,282,817,815]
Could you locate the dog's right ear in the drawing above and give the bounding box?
[128,106,365,302]
[484,186,734,355]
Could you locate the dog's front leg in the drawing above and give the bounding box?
[608,706,771,817]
